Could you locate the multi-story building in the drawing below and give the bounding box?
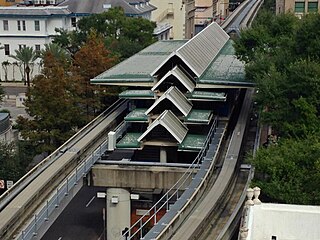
[0,0,157,82]
[276,0,319,16]
[0,6,73,81]
[0,0,20,6]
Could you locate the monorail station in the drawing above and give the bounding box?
[91,22,253,164]
[90,21,254,240]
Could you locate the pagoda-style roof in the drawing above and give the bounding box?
[184,109,213,124]
[145,87,192,117]
[178,134,207,151]
[91,22,253,88]
[186,91,227,101]
[152,22,229,78]
[151,65,195,93]
[124,108,148,122]
[138,110,188,144]
[119,90,155,99]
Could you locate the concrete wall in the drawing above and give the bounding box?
[247,203,320,240]
[150,0,186,39]
[92,164,195,190]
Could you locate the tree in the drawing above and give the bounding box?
[40,43,71,67]
[17,52,85,153]
[0,142,23,182]
[54,7,156,61]
[10,46,38,87]
[248,136,320,205]
[234,12,320,138]
[72,31,118,119]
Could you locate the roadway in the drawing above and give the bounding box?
[41,186,106,240]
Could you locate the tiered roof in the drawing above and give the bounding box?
[92,22,252,152]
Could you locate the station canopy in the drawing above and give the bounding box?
[91,22,254,88]
[138,110,188,144]
[124,108,148,122]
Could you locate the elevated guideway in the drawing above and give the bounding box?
[0,2,262,239]
[0,99,128,240]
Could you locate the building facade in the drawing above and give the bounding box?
[276,0,319,16]
[0,0,156,82]
[0,6,74,81]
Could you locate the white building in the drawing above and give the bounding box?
[0,6,74,81]
[0,0,157,82]
[239,188,320,240]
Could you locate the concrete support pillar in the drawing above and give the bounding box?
[106,188,131,240]
[160,147,167,163]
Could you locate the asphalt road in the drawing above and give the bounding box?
[42,186,107,240]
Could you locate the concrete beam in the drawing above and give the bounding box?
[92,164,195,190]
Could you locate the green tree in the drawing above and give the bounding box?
[0,142,23,182]
[54,7,156,61]
[17,52,85,153]
[40,43,71,66]
[248,136,320,204]
[72,31,118,119]
[10,46,38,87]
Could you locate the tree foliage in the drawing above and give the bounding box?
[235,12,320,138]
[54,7,156,60]
[248,136,320,204]
[72,31,119,119]
[17,52,85,153]
[10,46,38,86]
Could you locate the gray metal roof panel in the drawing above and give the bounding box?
[145,86,192,116]
[0,6,71,16]
[152,66,195,92]
[151,22,229,78]
[91,41,186,83]
[138,110,188,143]
[58,0,155,14]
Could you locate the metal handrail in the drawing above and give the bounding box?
[0,98,126,211]
[122,116,218,239]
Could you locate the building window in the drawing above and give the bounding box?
[71,17,77,27]
[3,20,8,31]
[295,2,305,12]
[34,20,40,31]
[308,2,318,12]
[19,44,26,51]
[17,20,26,31]
[4,44,10,56]
[35,44,41,54]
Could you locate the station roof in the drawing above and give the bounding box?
[116,132,141,149]
[186,91,227,101]
[91,40,186,85]
[138,110,188,144]
[124,108,148,122]
[184,109,212,124]
[119,90,155,99]
[178,134,207,151]
[91,22,253,88]
[152,65,195,93]
[145,87,192,117]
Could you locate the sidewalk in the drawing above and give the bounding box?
[0,82,27,88]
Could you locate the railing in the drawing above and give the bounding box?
[0,99,126,212]
[16,139,109,240]
[121,116,219,240]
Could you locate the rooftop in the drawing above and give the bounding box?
[0,6,71,17]
[91,23,252,88]
[58,0,156,16]
[245,203,320,240]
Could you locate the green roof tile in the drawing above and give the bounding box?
[184,109,212,124]
[116,132,142,148]
[124,109,148,122]
[178,134,207,151]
